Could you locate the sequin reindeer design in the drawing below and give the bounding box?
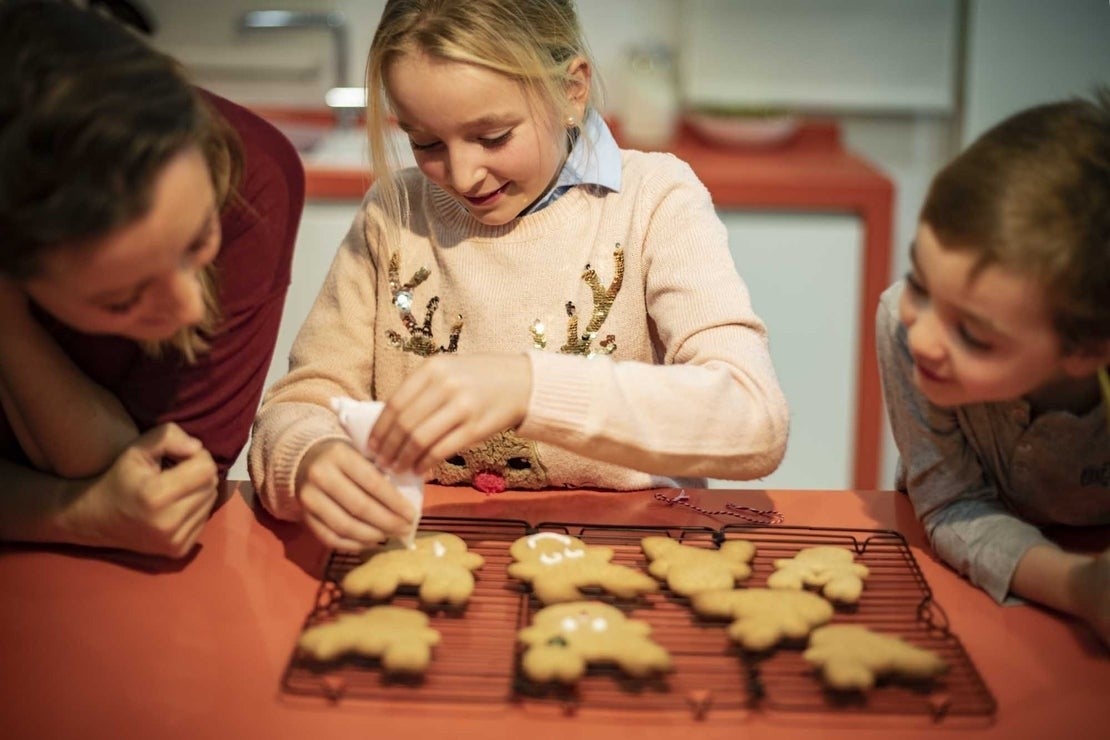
[384,252,549,491]
[387,246,625,493]
[451,244,624,492]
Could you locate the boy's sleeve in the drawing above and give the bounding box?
[876,282,1052,603]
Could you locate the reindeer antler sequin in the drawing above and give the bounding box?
[530,244,623,358]
[386,252,463,356]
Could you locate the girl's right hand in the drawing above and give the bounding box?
[294,439,416,551]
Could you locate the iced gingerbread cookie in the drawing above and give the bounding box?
[690,587,835,651]
[297,605,441,673]
[341,531,485,605]
[803,624,948,690]
[766,546,870,603]
[641,536,756,596]
[507,532,658,604]
[518,601,672,683]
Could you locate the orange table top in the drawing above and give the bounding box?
[1,484,1105,740]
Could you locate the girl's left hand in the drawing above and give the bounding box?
[368,353,532,474]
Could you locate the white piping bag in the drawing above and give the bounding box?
[330,397,424,548]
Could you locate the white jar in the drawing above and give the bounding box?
[619,43,679,150]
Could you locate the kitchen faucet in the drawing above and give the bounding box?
[237,10,359,126]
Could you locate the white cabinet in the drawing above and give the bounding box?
[264,202,358,391]
[228,201,359,481]
[712,211,862,490]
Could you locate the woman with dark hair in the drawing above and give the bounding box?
[0,0,305,557]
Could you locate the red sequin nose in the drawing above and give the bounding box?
[473,471,506,495]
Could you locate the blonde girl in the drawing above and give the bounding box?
[250,0,788,551]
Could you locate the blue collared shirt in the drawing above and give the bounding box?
[522,108,622,215]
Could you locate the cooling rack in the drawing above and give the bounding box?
[280,516,996,721]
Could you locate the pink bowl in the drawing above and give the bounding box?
[686,111,801,149]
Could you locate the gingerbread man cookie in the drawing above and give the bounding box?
[518,601,673,683]
[641,536,756,596]
[341,532,485,605]
[766,546,870,603]
[803,624,948,690]
[507,532,658,604]
[690,587,835,651]
[297,605,441,673]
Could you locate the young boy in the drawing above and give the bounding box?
[878,90,1110,646]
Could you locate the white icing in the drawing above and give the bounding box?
[527,532,573,548]
[528,532,586,567]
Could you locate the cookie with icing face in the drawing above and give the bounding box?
[518,601,672,683]
[341,531,485,605]
[507,532,658,604]
[766,546,871,603]
[641,536,757,596]
[297,605,441,673]
[690,587,835,651]
[803,624,948,690]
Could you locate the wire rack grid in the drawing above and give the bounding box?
[280,516,995,721]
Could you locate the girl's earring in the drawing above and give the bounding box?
[565,115,578,128]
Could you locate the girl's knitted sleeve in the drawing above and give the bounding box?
[247,197,382,520]
[519,155,789,481]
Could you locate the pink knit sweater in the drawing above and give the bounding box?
[249,150,789,520]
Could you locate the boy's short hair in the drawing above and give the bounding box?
[921,88,1110,353]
